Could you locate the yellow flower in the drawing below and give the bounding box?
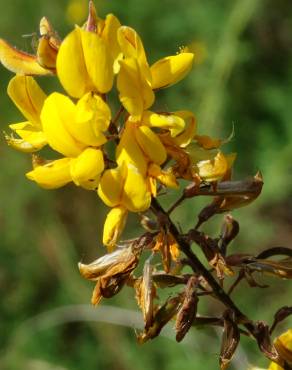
[5,75,47,152]
[27,92,111,190]
[98,162,151,249]
[57,6,121,98]
[116,120,178,195]
[117,26,194,120]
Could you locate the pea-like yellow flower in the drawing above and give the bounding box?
[116,120,178,195]
[27,91,111,190]
[57,8,121,98]
[117,26,194,120]
[98,161,151,248]
[5,75,47,152]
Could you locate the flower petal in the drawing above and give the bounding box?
[98,165,126,207]
[80,29,114,93]
[7,75,46,127]
[7,121,47,151]
[148,163,178,189]
[134,125,167,165]
[117,26,151,81]
[0,38,52,75]
[122,163,151,212]
[142,111,185,137]
[117,58,154,120]
[41,92,84,157]
[101,14,122,73]
[26,158,72,189]
[116,122,147,175]
[173,111,196,147]
[70,148,104,190]
[57,28,93,98]
[197,151,228,182]
[151,52,194,89]
[72,92,111,146]
[103,206,128,250]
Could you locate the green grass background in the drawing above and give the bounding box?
[0,0,291,369]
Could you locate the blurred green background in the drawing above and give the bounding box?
[0,0,291,369]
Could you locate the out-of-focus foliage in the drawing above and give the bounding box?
[0,0,291,369]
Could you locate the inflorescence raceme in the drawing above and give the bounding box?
[1,2,291,369]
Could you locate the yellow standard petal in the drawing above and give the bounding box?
[41,93,84,157]
[103,206,128,250]
[122,163,151,212]
[7,75,46,127]
[101,14,122,73]
[0,38,52,75]
[26,158,72,189]
[56,28,94,98]
[117,26,151,82]
[98,165,126,208]
[134,125,167,165]
[80,29,114,94]
[70,148,104,190]
[117,58,154,120]
[151,52,194,90]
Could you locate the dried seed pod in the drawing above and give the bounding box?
[137,295,182,343]
[175,276,198,342]
[219,310,240,370]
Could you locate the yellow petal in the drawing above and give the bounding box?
[69,92,111,146]
[151,52,194,89]
[80,29,114,93]
[57,28,93,98]
[98,165,126,207]
[116,122,147,175]
[197,151,228,182]
[7,75,46,127]
[0,38,52,75]
[4,132,45,153]
[103,206,128,250]
[26,158,72,189]
[70,148,104,190]
[37,37,58,70]
[173,111,196,147]
[117,26,151,82]
[8,121,47,151]
[122,163,151,212]
[101,14,121,73]
[134,125,167,165]
[148,163,178,189]
[117,58,154,120]
[142,111,185,137]
[41,92,84,157]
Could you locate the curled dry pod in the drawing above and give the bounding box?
[219,310,240,370]
[136,255,156,330]
[175,276,198,342]
[137,295,182,343]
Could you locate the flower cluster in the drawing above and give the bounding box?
[0,1,235,250]
[5,5,291,369]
